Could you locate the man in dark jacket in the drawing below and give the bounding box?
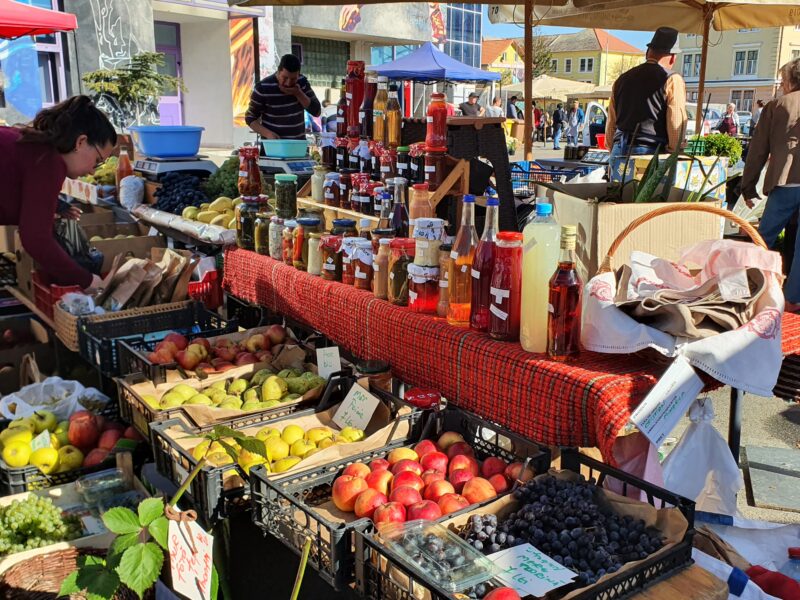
[551,103,565,150]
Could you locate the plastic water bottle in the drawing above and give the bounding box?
[779,548,800,583]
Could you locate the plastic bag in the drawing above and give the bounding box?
[0,377,110,421]
[60,292,97,316]
[692,549,781,600]
[662,398,743,516]
[119,175,144,210]
[54,218,104,275]
[604,431,665,503]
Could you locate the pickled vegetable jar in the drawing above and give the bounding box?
[237,146,262,197]
[275,174,298,219]
[235,198,260,250]
[293,216,322,271]
[307,232,323,276]
[388,238,415,306]
[320,234,343,281]
[282,220,297,266]
[408,264,440,314]
[353,238,374,291]
[254,212,272,255]
[311,166,328,204]
[268,216,284,260]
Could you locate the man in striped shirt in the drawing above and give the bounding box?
[245,54,321,140]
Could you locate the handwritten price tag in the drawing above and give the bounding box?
[332,382,381,431]
[490,543,576,597]
[169,517,213,600]
[30,430,51,451]
[316,346,342,380]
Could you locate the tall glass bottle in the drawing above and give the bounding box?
[345,61,365,139]
[520,203,561,353]
[390,177,409,238]
[447,194,479,327]
[336,79,348,138]
[386,84,402,149]
[469,195,499,332]
[360,75,377,139]
[373,76,389,144]
[489,231,523,342]
[547,225,583,361]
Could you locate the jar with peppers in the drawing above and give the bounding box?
[424,148,448,192]
[388,238,415,306]
[282,220,297,266]
[237,146,262,197]
[268,216,284,260]
[341,236,360,285]
[408,264,440,314]
[437,243,452,318]
[488,231,523,342]
[323,173,341,207]
[293,216,322,271]
[353,238,374,291]
[345,61,365,139]
[235,198,259,250]
[320,234,343,281]
[373,237,391,300]
[426,92,448,150]
[332,218,358,237]
[275,173,298,219]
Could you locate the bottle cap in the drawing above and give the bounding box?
[486,196,499,207]
[536,203,553,216]
[275,174,298,182]
[390,238,416,250]
[463,194,476,204]
[332,218,356,227]
[413,183,430,191]
[397,146,410,152]
[297,217,321,226]
[561,225,577,237]
[359,218,372,228]
[497,231,523,242]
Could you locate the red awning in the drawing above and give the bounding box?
[0,0,77,40]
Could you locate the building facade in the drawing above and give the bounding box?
[678,26,800,111]
[480,38,524,83]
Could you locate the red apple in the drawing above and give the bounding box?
[484,589,522,600]
[462,477,498,504]
[448,469,475,493]
[488,473,510,494]
[235,352,258,366]
[373,502,406,528]
[98,429,123,451]
[164,333,188,351]
[190,337,211,352]
[354,489,388,519]
[392,471,425,492]
[83,448,110,468]
[481,457,507,479]
[123,426,145,442]
[370,458,391,472]
[406,500,442,521]
[265,324,287,346]
[505,462,535,484]
[421,469,445,487]
[420,451,449,474]
[389,486,423,507]
[256,351,272,363]
[68,412,99,450]
[342,462,370,479]
[390,459,423,476]
[446,442,475,459]
[213,345,238,362]
[423,479,455,502]
[437,493,470,515]
[332,476,369,512]
[448,455,480,477]
[413,439,440,459]
[365,470,393,496]
[103,422,125,434]
[176,349,202,370]
[155,340,179,357]
[437,431,465,451]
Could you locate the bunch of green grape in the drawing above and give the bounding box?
[202,156,240,200]
[0,496,83,556]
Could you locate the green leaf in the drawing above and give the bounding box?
[211,565,220,600]
[59,570,80,596]
[117,542,164,599]
[110,532,140,559]
[237,436,268,460]
[77,564,120,600]
[212,425,246,441]
[217,439,241,464]
[149,516,169,550]
[102,507,142,535]
[138,497,165,527]
[78,555,106,568]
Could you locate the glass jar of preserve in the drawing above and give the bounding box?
[388,238,415,306]
[370,183,385,217]
[311,166,328,204]
[237,146,262,197]
[373,237,391,300]
[254,212,272,255]
[341,236,360,286]
[426,92,448,150]
[282,220,297,266]
[408,264,440,314]
[293,216,322,271]
[307,232,323,276]
[347,138,361,171]
[323,173,341,207]
[320,234,343,281]
[353,238,374,291]
[409,143,426,184]
[275,173,298,219]
[396,146,411,180]
[409,183,432,237]
[235,198,259,250]
[370,228,395,254]
[437,243,452,318]
[355,360,392,393]
[335,138,348,171]
[414,217,446,266]
[331,218,358,237]
[268,216,284,260]
[339,170,355,210]
[358,218,373,239]
[379,150,396,184]
[424,148,447,192]
[320,132,336,169]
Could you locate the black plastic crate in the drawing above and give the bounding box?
[0,254,16,286]
[98,302,236,381]
[225,294,277,329]
[250,405,550,591]
[357,448,695,600]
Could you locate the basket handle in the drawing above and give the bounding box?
[598,203,766,274]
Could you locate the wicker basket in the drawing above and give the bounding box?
[53,304,80,352]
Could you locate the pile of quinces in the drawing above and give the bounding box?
[180,196,241,230]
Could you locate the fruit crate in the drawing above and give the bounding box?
[99,301,236,381]
[249,404,551,591]
[357,448,695,600]
[149,373,414,526]
[225,294,282,329]
[31,272,81,321]
[0,254,16,286]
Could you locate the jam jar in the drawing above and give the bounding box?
[407,264,440,314]
[355,360,392,393]
[341,236,361,285]
[388,238,415,306]
[339,170,355,210]
[254,212,272,255]
[268,216,284,260]
[353,238,374,291]
[293,216,322,271]
[307,232,323,276]
[331,218,358,237]
[320,132,336,169]
[379,150,397,184]
[424,147,447,192]
[237,146,262,197]
[282,220,297,266]
[235,198,259,250]
[370,228,395,254]
[275,173,298,219]
[320,234,343,281]
[324,172,341,207]
[409,143,426,184]
[396,146,411,180]
[413,217,446,266]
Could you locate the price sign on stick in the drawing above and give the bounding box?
[489,543,576,597]
[169,514,213,600]
[316,346,342,380]
[332,382,381,431]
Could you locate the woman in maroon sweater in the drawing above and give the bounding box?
[0,95,117,290]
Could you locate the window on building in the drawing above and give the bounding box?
[746,50,758,74]
[734,51,745,75]
[682,54,693,77]
[731,89,754,112]
[550,59,557,72]
[564,58,572,73]
[579,57,594,72]
[734,49,758,75]
[12,0,67,106]
[792,49,800,60]
[687,91,698,102]
[693,54,702,77]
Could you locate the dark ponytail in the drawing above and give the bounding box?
[17,95,117,153]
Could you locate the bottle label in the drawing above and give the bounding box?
[424,165,436,173]
[411,163,419,171]
[381,166,390,173]
[374,201,382,210]
[359,111,365,120]
[343,257,351,264]
[409,290,418,303]
[350,156,359,164]
[340,184,347,192]
[524,237,538,253]
[324,263,336,271]
[346,93,353,100]
[548,303,555,313]
[417,240,429,249]
[439,279,449,288]
[397,162,408,170]
[336,117,345,123]
[490,287,510,302]
[450,250,459,259]
[238,171,248,177]
[373,262,380,271]
[426,116,433,123]
[374,110,384,117]
[471,269,480,280]
[389,92,398,99]
[490,304,508,321]
[461,265,468,273]
[355,268,367,280]
[324,192,334,199]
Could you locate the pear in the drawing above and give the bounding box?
[142,395,160,410]
[209,390,227,405]
[271,456,302,473]
[186,394,213,406]
[159,392,185,409]
[171,384,198,401]
[227,379,248,396]
[209,380,227,391]
[242,388,259,405]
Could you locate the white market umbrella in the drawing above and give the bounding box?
[504,74,595,100]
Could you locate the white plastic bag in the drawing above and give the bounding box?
[119,175,144,210]
[662,398,743,516]
[0,377,110,421]
[604,431,665,503]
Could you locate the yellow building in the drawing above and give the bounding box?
[480,39,524,83]
[678,27,800,111]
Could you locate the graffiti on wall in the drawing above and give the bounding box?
[230,18,255,128]
[258,8,277,79]
[429,3,446,44]
[88,0,142,69]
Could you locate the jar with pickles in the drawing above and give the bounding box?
[307,232,323,276]
[235,198,260,250]
[331,218,358,237]
[293,216,322,271]
[388,238,415,305]
[282,220,297,266]
[353,238,374,291]
[320,234,343,281]
[341,236,360,285]
[268,216,284,260]
[254,212,272,255]
[275,174,298,219]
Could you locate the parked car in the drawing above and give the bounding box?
[737,111,753,136]
[686,107,723,137]
[581,101,608,147]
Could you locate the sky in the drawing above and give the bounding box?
[481,7,652,50]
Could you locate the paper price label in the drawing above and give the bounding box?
[424,165,436,172]
[471,269,480,280]
[490,303,509,321]
[316,346,342,380]
[169,515,214,600]
[461,265,468,273]
[417,240,429,249]
[346,93,353,100]
[426,116,433,122]
[490,287,510,303]
[323,263,336,271]
[490,544,576,597]
[355,269,367,280]
[450,250,459,260]
[373,262,380,272]
[238,171,248,178]
[411,163,419,171]
[397,162,408,170]
[409,290,418,303]
[439,280,449,288]
[30,430,51,451]
[81,515,106,535]
[332,382,381,431]
[381,166,391,173]
[336,117,345,123]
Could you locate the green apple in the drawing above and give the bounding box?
[236,449,266,475]
[142,395,160,410]
[339,427,366,443]
[54,422,69,447]
[209,390,227,405]
[271,456,301,473]
[290,439,316,458]
[227,379,248,396]
[2,441,31,467]
[171,384,198,401]
[30,447,59,474]
[242,388,259,405]
[0,426,34,447]
[255,427,280,442]
[186,394,213,406]
[306,427,334,444]
[10,417,36,433]
[57,445,84,471]
[209,380,227,391]
[159,392,185,409]
[241,401,260,412]
[31,410,57,433]
[265,437,289,461]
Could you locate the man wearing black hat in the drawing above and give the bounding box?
[605,27,687,166]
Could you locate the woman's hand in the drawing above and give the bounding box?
[59,205,82,220]
[83,274,104,294]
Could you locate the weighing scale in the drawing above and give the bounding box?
[134,155,218,182]
[257,157,316,178]
[580,149,610,165]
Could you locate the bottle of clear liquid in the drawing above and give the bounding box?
[469,195,499,332]
[520,203,561,353]
[448,194,479,327]
[373,76,389,145]
[780,548,800,584]
[386,84,402,149]
[547,225,583,361]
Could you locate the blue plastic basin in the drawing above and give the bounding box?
[261,139,309,159]
[128,125,204,158]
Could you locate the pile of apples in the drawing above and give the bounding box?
[0,410,143,474]
[331,431,535,527]
[146,324,287,372]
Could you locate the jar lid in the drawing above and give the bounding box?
[379,238,392,246]
[414,217,445,229]
[356,360,390,375]
[297,217,321,226]
[425,147,448,154]
[497,231,523,242]
[372,228,395,237]
[333,218,357,227]
[397,146,410,152]
[413,183,430,191]
[463,194,476,204]
[390,238,416,250]
[325,172,341,180]
[355,238,373,249]
[321,233,342,247]
[275,174,298,182]
[486,196,500,207]
[284,219,298,228]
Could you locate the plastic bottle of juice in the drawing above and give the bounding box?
[520,202,561,353]
[469,195,499,332]
[447,194,479,326]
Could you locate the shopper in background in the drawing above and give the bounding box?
[0,95,115,291]
[717,103,740,136]
[459,92,485,117]
[486,97,505,118]
[533,101,543,141]
[552,103,565,150]
[752,99,765,131]
[742,57,800,308]
[565,100,584,147]
[507,95,519,119]
[321,99,337,132]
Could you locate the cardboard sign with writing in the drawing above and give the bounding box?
[169,516,213,600]
[490,543,576,597]
[316,346,342,381]
[332,382,381,431]
[630,355,704,447]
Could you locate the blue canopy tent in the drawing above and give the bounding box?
[371,42,500,83]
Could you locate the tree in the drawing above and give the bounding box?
[515,29,553,79]
[606,54,644,84]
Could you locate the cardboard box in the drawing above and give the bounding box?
[83,222,166,274]
[0,317,53,394]
[610,154,728,201]
[61,177,116,205]
[540,182,723,281]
